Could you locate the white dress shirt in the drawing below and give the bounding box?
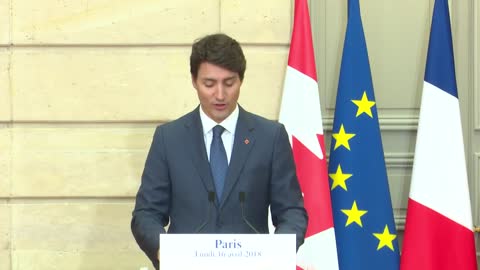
[199,105,239,164]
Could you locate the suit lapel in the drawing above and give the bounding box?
[219,107,256,207]
[184,108,216,195]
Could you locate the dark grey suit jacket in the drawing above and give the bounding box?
[131,106,307,269]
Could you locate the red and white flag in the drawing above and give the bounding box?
[279,0,339,269]
[400,0,478,269]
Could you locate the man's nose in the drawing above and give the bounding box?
[214,87,225,100]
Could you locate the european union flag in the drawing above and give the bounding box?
[328,0,400,269]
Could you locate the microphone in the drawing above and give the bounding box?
[194,191,216,233]
[239,192,260,234]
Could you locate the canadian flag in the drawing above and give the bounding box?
[400,0,478,269]
[279,0,339,269]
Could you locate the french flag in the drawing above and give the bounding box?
[400,0,478,269]
[279,0,339,269]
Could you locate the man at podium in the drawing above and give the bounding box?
[131,33,308,270]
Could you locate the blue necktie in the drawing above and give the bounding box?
[210,125,228,201]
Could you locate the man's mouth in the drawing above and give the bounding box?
[214,104,227,110]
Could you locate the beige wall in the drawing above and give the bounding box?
[0,0,478,269]
[0,0,292,269]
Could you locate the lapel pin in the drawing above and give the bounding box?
[244,139,250,145]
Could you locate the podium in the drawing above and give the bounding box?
[159,234,296,270]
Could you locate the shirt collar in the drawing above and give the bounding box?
[199,104,239,135]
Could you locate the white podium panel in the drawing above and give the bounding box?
[160,234,296,270]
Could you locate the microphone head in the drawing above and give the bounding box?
[238,191,259,234]
[239,191,246,202]
[208,191,216,202]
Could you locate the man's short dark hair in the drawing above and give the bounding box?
[190,33,247,81]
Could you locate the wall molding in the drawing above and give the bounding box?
[473,0,480,130]
[473,153,480,227]
[395,212,407,231]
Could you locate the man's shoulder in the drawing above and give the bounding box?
[156,108,198,131]
[240,107,283,130]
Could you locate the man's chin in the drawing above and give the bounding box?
[212,113,229,123]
